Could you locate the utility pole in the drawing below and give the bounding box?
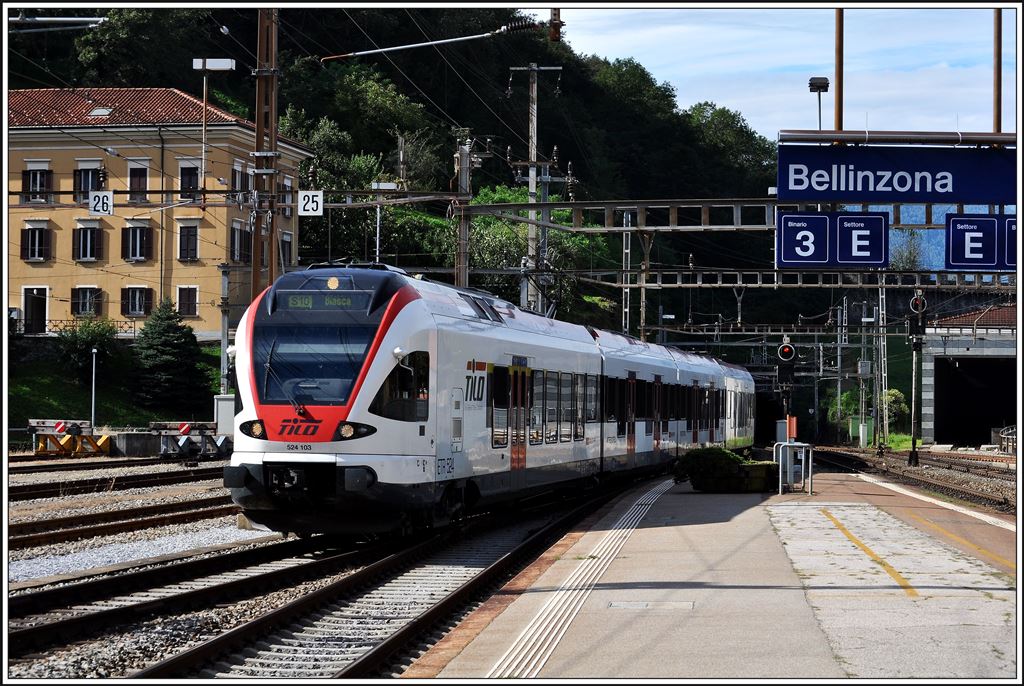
[250,8,281,300]
[509,62,561,312]
[455,137,471,288]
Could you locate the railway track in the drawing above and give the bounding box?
[131,489,618,678]
[815,446,1016,512]
[8,535,379,657]
[7,466,225,501]
[8,455,226,475]
[8,495,238,549]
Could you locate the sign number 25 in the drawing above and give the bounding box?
[298,190,323,216]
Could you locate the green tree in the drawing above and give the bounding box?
[132,298,208,415]
[881,388,910,429]
[56,317,119,386]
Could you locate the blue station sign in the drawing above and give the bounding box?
[776,211,889,269]
[777,145,1016,204]
[945,214,1017,271]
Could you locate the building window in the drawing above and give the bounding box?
[20,226,52,261]
[73,167,102,203]
[73,226,103,261]
[231,163,250,203]
[71,288,103,317]
[121,287,153,317]
[281,232,293,267]
[122,225,152,262]
[230,222,252,263]
[128,166,148,202]
[280,177,293,218]
[180,165,199,201]
[179,224,199,261]
[177,287,199,317]
[21,169,53,203]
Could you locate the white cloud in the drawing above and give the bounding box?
[541,7,1018,139]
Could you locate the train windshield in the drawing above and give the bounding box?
[252,322,374,406]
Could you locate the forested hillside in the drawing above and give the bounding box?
[10,7,822,334]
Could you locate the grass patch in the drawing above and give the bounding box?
[8,343,224,430]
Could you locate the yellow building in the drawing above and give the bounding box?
[8,87,312,340]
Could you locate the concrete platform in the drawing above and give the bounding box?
[406,472,1018,680]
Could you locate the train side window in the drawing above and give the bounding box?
[544,370,558,443]
[490,365,510,448]
[530,370,544,445]
[573,374,584,440]
[368,351,429,422]
[559,372,572,442]
[585,374,598,423]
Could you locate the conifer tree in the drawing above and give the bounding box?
[133,297,206,414]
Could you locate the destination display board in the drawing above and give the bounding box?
[945,214,1016,271]
[776,211,889,269]
[278,290,371,311]
[777,145,1015,204]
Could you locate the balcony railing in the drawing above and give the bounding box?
[9,318,138,336]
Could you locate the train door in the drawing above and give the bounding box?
[627,371,637,459]
[450,387,464,457]
[510,366,528,490]
[653,376,662,455]
[691,380,699,444]
[708,383,716,443]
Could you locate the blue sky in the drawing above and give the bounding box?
[520,6,1019,141]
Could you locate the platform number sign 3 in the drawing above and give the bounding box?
[298,190,324,216]
[89,190,114,216]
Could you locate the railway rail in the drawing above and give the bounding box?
[8,535,380,657]
[814,446,1016,513]
[8,455,226,475]
[131,489,617,678]
[8,495,238,549]
[7,466,225,501]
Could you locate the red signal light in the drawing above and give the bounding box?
[778,343,796,361]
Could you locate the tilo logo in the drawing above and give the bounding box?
[278,417,323,436]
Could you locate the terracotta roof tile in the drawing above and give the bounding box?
[9,87,242,127]
[932,304,1017,328]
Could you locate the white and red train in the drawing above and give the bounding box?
[225,264,755,535]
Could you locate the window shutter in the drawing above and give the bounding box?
[121,227,130,260]
[72,228,82,260]
[143,227,153,260]
[20,229,30,260]
[72,288,82,316]
[42,170,53,192]
[40,229,52,260]
[73,169,83,201]
[120,288,129,317]
[21,171,29,203]
[144,288,154,314]
[94,228,104,260]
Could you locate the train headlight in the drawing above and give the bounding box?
[240,420,266,438]
[333,421,377,441]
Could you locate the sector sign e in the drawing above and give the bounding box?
[776,211,888,269]
[945,214,1016,271]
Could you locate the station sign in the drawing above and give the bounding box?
[777,145,1015,204]
[776,211,888,269]
[945,214,1017,271]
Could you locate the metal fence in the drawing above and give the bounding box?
[9,318,138,336]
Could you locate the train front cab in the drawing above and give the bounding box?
[225,268,445,535]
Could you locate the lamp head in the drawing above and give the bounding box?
[808,76,829,93]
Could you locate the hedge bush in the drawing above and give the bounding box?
[673,447,775,493]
